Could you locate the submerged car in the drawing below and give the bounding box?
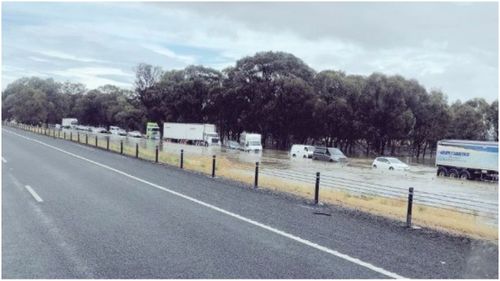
[290,144,315,158]
[128,131,142,138]
[92,127,110,134]
[372,157,410,171]
[226,140,240,150]
[109,126,127,136]
[312,147,348,163]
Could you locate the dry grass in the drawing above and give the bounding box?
[24,125,498,241]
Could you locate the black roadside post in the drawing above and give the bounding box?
[85,134,88,144]
[314,172,320,205]
[106,136,110,150]
[135,143,139,158]
[180,149,184,169]
[64,132,66,140]
[155,145,159,163]
[77,132,80,143]
[254,162,259,188]
[95,135,98,147]
[212,155,216,178]
[58,130,60,139]
[70,132,73,141]
[120,140,123,154]
[406,187,414,228]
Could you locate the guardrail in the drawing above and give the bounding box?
[6,122,498,227]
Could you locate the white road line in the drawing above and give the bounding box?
[3,129,405,279]
[24,185,44,202]
[2,157,7,163]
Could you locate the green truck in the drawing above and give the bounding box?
[146,122,160,139]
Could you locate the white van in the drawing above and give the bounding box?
[290,145,315,158]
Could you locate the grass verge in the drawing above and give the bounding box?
[22,125,499,241]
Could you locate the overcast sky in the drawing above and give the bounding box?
[2,1,498,102]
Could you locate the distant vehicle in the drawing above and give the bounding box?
[55,124,61,130]
[92,127,109,134]
[76,125,91,132]
[128,131,142,138]
[163,122,220,146]
[312,147,348,163]
[146,122,161,140]
[372,157,409,171]
[61,118,78,129]
[226,140,240,150]
[290,144,315,158]
[109,126,127,136]
[436,139,498,181]
[239,132,262,152]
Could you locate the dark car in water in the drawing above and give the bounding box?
[312,147,348,163]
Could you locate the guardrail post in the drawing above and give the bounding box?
[180,149,184,169]
[53,129,56,138]
[95,135,98,147]
[254,162,259,188]
[85,133,88,144]
[70,132,73,141]
[212,155,216,178]
[120,140,123,154]
[135,143,139,158]
[77,132,80,142]
[406,187,414,228]
[314,172,320,205]
[155,145,159,163]
[64,132,66,140]
[106,136,109,150]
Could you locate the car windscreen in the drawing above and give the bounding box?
[329,148,345,156]
[388,158,404,164]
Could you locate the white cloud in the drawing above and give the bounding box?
[141,44,196,65]
[38,50,108,63]
[48,67,133,89]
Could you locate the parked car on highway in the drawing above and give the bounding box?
[372,157,410,171]
[226,140,240,150]
[312,147,348,163]
[128,131,142,138]
[290,144,315,158]
[109,126,127,136]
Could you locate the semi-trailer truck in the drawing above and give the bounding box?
[436,139,498,181]
[163,122,220,146]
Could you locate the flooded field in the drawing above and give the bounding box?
[71,130,499,223]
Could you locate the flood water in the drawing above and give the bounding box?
[74,130,499,223]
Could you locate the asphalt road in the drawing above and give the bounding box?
[2,127,498,278]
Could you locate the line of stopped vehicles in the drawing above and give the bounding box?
[57,118,498,182]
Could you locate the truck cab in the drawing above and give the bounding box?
[146,122,160,140]
[203,132,221,146]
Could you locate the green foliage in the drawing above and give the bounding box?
[2,51,497,156]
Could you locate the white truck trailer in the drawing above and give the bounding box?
[436,139,498,181]
[61,118,78,129]
[239,132,263,152]
[163,122,220,146]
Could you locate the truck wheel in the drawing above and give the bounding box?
[459,170,471,180]
[389,167,394,171]
[437,167,448,177]
[449,169,459,178]
[292,154,296,157]
[372,164,377,168]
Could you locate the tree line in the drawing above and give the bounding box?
[2,51,498,157]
